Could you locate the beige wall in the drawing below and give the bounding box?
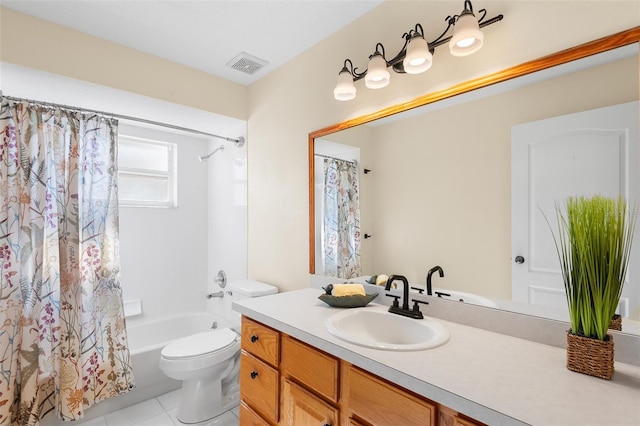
[247,1,640,292]
[0,7,247,120]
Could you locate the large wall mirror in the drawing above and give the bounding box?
[309,27,640,335]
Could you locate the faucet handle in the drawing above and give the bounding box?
[411,286,425,294]
[385,294,400,308]
[411,298,429,312]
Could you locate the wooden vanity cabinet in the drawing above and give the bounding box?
[240,317,281,425]
[239,316,485,426]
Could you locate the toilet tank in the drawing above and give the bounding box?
[230,280,278,300]
[226,280,278,329]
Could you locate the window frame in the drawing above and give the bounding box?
[117,134,178,208]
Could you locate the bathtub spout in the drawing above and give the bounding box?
[207,291,224,299]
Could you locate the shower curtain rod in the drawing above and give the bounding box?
[0,92,245,146]
[314,153,358,165]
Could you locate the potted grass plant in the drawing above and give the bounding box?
[553,195,636,380]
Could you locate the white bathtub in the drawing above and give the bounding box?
[42,312,222,425]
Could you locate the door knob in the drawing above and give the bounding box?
[515,255,525,264]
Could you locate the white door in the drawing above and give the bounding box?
[511,101,639,317]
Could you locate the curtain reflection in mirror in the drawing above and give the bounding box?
[322,158,361,279]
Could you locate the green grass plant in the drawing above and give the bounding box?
[554,195,636,340]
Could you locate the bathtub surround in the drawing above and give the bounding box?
[0,98,134,423]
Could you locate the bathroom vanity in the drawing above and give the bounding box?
[234,288,640,425]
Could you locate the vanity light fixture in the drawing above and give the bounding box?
[333,0,503,101]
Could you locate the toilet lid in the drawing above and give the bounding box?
[161,328,237,359]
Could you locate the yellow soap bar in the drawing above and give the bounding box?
[332,283,366,297]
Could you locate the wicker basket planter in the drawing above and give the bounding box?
[609,314,622,331]
[566,331,614,380]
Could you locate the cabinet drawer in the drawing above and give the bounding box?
[239,401,270,426]
[454,415,485,426]
[438,405,486,426]
[242,316,280,366]
[240,350,279,424]
[281,335,339,403]
[281,378,339,426]
[345,365,436,426]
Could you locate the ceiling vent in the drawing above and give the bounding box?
[226,52,268,75]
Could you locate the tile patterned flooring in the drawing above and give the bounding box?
[41,389,239,426]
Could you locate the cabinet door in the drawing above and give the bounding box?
[240,350,279,424]
[281,378,339,426]
[344,365,436,425]
[239,401,270,426]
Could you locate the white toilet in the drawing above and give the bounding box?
[159,280,277,424]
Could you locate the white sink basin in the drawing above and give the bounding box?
[325,306,450,351]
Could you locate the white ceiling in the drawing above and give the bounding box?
[1,0,383,85]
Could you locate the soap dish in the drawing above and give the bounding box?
[318,293,378,308]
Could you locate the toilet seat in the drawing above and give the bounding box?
[161,328,237,360]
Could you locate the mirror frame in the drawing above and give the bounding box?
[309,26,640,275]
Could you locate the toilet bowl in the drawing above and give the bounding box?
[158,280,277,424]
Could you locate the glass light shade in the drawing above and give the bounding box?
[449,12,484,57]
[334,70,356,101]
[403,36,433,74]
[365,53,390,89]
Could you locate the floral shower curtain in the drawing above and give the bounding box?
[323,158,361,279]
[0,98,134,425]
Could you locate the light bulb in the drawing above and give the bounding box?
[449,12,484,57]
[365,53,390,89]
[403,35,432,74]
[334,69,356,101]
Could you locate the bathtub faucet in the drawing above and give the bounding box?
[426,266,444,296]
[207,291,224,299]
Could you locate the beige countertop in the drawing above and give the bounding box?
[233,288,640,426]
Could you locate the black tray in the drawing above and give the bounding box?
[318,292,378,308]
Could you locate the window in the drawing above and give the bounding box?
[118,135,177,207]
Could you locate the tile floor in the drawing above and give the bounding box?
[48,389,239,426]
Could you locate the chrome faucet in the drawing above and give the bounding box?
[206,291,224,299]
[426,266,444,296]
[385,275,427,319]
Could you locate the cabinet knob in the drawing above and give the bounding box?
[250,334,259,343]
[250,371,258,379]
